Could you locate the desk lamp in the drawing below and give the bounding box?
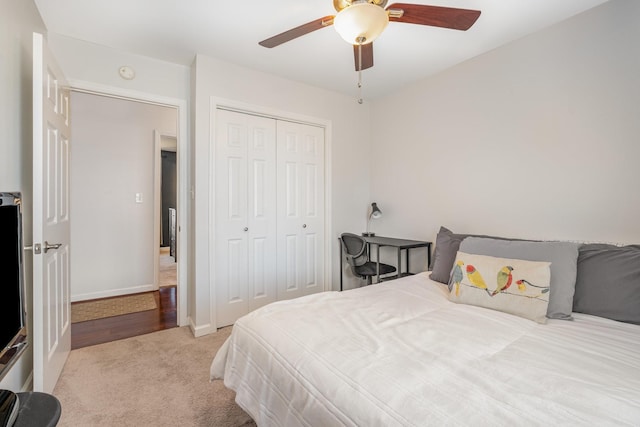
[363,202,382,237]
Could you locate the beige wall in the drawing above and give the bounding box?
[47,34,189,101]
[370,0,640,258]
[70,92,177,301]
[0,0,46,392]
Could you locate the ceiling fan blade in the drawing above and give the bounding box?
[353,43,374,71]
[387,4,481,31]
[259,16,335,48]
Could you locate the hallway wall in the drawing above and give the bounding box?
[71,92,177,300]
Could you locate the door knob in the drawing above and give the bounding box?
[43,241,62,253]
[244,227,248,232]
[24,243,42,254]
[302,224,307,228]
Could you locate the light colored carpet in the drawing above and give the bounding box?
[71,293,157,323]
[53,326,255,427]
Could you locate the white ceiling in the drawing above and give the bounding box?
[34,0,609,100]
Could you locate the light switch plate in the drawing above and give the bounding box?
[135,193,143,203]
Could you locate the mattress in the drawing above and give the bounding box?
[211,272,640,426]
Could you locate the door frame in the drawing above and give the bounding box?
[68,80,189,327]
[209,97,333,331]
[154,131,178,289]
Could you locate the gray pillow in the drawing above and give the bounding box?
[429,227,521,284]
[573,244,640,325]
[460,237,579,320]
[429,227,470,284]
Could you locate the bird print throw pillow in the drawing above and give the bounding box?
[448,251,551,323]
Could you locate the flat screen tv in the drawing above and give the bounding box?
[0,192,28,381]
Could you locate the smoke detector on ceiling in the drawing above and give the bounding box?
[118,66,136,80]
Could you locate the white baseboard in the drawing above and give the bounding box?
[189,319,216,337]
[0,355,33,392]
[21,371,33,392]
[71,284,156,302]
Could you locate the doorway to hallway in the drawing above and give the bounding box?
[69,91,182,347]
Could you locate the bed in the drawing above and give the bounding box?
[211,232,640,426]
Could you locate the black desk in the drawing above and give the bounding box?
[339,235,431,291]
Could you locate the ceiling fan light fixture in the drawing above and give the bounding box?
[333,2,389,45]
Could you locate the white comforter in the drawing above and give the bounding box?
[211,272,640,426]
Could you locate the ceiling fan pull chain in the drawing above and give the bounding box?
[357,39,364,104]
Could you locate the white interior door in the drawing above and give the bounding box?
[215,109,277,327]
[276,121,325,300]
[32,32,72,393]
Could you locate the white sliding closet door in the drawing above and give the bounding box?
[276,121,325,300]
[215,109,277,327]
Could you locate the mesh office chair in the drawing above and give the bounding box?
[340,233,397,285]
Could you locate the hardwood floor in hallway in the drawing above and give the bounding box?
[71,286,177,350]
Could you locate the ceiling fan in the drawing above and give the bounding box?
[259,0,482,72]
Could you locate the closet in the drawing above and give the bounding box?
[215,109,325,327]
